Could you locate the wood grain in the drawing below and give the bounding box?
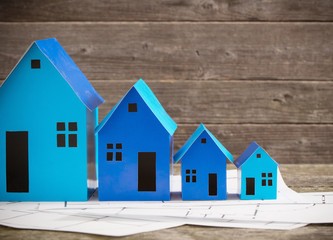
[92,80,333,124]
[1,23,332,81]
[1,0,333,22]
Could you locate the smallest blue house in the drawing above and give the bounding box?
[234,141,279,200]
[174,124,233,200]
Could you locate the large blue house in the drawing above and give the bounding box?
[174,124,233,200]
[96,79,177,201]
[234,141,279,200]
[0,38,104,201]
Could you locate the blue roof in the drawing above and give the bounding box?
[35,38,104,111]
[233,141,279,168]
[174,123,233,163]
[96,79,177,135]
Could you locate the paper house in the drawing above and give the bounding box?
[96,79,177,201]
[0,38,104,201]
[174,124,233,200]
[234,141,279,200]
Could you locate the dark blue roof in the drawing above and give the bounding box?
[35,38,104,111]
[96,79,177,135]
[174,123,233,163]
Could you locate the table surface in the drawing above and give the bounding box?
[0,164,332,240]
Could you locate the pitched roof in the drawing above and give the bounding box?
[96,79,177,135]
[174,123,233,163]
[35,38,104,111]
[233,141,278,168]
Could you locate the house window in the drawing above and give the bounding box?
[31,59,40,69]
[257,153,261,158]
[56,122,78,148]
[262,172,273,186]
[185,169,197,183]
[128,103,137,112]
[201,138,206,144]
[106,143,123,161]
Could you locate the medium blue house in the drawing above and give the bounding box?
[174,124,233,200]
[0,38,104,201]
[234,141,278,200]
[96,79,177,201]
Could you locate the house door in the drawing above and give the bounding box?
[246,178,255,195]
[208,173,217,196]
[138,152,156,191]
[6,131,29,192]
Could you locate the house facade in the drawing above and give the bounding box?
[0,38,104,201]
[234,141,278,200]
[97,79,177,201]
[174,124,233,200]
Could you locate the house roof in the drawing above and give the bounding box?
[96,79,177,136]
[174,123,233,163]
[35,38,104,111]
[233,141,278,168]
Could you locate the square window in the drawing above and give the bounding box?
[128,103,137,112]
[262,173,266,177]
[268,180,273,186]
[68,122,77,131]
[192,169,196,174]
[192,176,197,182]
[57,122,65,131]
[257,153,261,158]
[31,59,40,69]
[116,143,122,149]
[201,138,206,144]
[57,134,66,147]
[116,152,122,161]
[262,179,266,186]
[69,134,77,147]
[186,169,190,174]
[107,143,113,149]
[185,175,190,182]
[107,152,113,161]
[268,173,273,177]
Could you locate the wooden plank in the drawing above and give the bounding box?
[174,124,333,164]
[1,0,333,22]
[0,23,332,81]
[92,80,333,124]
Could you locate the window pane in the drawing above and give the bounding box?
[262,179,266,186]
[268,180,273,186]
[268,173,273,177]
[192,175,197,182]
[69,134,77,147]
[128,103,137,112]
[192,169,196,174]
[68,122,77,131]
[31,59,40,69]
[57,134,65,147]
[116,143,122,149]
[185,176,190,182]
[107,152,113,161]
[262,173,266,177]
[107,143,113,149]
[185,169,190,174]
[116,152,122,161]
[257,153,261,158]
[201,138,206,144]
[57,122,65,131]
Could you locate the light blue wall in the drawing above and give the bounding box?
[98,88,172,201]
[181,131,227,200]
[239,147,277,200]
[0,43,91,201]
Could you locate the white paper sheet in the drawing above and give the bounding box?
[0,169,332,236]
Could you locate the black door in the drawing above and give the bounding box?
[209,173,217,196]
[138,152,156,191]
[6,131,29,192]
[246,178,255,195]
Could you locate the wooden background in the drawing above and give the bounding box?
[0,0,332,164]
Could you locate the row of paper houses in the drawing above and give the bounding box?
[0,38,278,202]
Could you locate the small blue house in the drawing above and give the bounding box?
[96,79,177,201]
[0,38,104,201]
[174,124,233,200]
[234,141,279,200]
